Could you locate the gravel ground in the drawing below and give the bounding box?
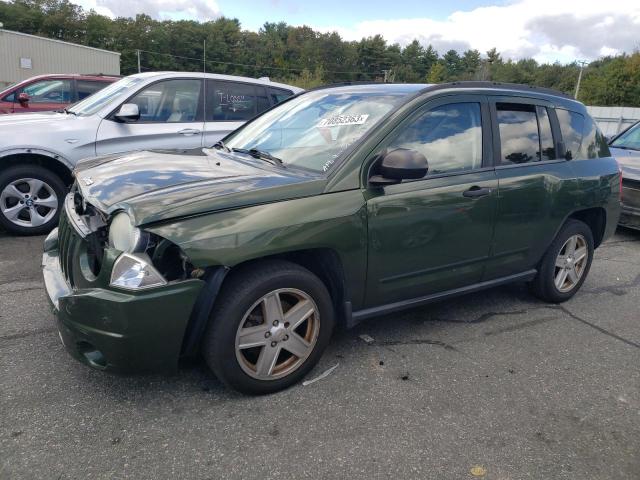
[1,227,639,480]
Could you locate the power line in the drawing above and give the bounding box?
[133,49,383,76]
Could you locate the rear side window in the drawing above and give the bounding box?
[77,80,107,101]
[556,109,583,160]
[389,102,483,175]
[497,103,541,164]
[268,87,293,105]
[207,81,257,121]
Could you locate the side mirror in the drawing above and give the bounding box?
[369,148,428,186]
[114,103,140,123]
[17,92,29,105]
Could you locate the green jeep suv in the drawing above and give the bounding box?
[42,82,621,394]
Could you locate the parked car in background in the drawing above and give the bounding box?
[609,120,640,230]
[0,74,119,114]
[0,72,302,235]
[42,82,620,394]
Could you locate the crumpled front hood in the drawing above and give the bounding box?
[74,149,325,226]
[610,147,640,182]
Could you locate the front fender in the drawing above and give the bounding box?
[146,190,369,309]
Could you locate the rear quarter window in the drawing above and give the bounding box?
[556,108,609,159]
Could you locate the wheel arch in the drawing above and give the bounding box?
[0,150,74,186]
[180,247,351,358]
[567,207,607,248]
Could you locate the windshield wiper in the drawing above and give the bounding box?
[232,147,285,167]
[212,140,230,152]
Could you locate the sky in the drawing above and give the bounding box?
[71,0,640,64]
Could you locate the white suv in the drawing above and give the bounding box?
[0,71,302,235]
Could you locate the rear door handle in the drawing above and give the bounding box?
[178,128,201,136]
[463,186,491,198]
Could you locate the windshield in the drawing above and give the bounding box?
[223,89,411,172]
[611,122,640,150]
[69,77,144,116]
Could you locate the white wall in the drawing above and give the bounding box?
[586,106,640,137]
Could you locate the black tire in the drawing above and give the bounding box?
[529,219,594,303]
[202,260,335,395]
[0,165,67,235]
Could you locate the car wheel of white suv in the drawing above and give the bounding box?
[0,165,66,236]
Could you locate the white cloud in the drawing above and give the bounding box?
[72,0,220,21]
[311,0,640,62]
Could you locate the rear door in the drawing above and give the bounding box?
[365,95,498,306]
[483,96,577,280]
[96,78,205,155]
[75,79,111,102]
[202,81,294,146]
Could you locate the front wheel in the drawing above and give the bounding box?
[202,260,335,395]
[530,219,594,303]
[0,165,66,235]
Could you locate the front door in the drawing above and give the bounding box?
[15,78,73,113]
[365,96,498,307]
[96,78,205,155]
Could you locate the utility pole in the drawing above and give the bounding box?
[574,60,587,99]
[203,40,206,73]
[136,49,141,73]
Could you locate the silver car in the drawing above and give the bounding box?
[0,72,302,235]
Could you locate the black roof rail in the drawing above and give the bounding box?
[420,81,575,100]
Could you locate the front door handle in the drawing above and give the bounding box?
[463,186,491,198]
[178,128,201,136]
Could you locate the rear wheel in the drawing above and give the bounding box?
[203,260,335,395]
[0,165,66,235]
[530,219,594,303]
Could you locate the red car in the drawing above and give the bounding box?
[0,74,119,114]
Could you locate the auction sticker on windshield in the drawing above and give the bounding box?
[317,114,369,128]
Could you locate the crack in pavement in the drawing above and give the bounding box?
[581,272,640,297]
[557,305,640,350]
[0,327,57,343]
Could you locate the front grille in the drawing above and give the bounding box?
[57,207,81,288]
[622,178,640,208]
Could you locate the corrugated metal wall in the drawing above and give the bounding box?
[0,30,120,87]
[586,106,640,137]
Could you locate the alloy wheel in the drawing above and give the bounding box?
[0,178,58,228]
[235,288,320,380]
[554,234,588,293]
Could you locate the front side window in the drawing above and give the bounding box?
[22,80,72,104]
[388,102,483,175]
[611,122,640,151]
[224,88,412,172]
[128,79,202,123]
[77,80,107,101]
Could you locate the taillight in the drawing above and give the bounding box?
[617,163,623,203]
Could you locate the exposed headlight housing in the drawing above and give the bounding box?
[110,253,167,290]
[108,212,148,253]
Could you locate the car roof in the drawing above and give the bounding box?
[126,71,303,93]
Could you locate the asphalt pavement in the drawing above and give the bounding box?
[1,227,639,479]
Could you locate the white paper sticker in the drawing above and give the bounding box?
[317,114,369,128]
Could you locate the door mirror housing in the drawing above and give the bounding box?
[17,92,29,105]
[369,148,428,186]
[114,103,140,123]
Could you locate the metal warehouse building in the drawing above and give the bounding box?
[0,29,120,87]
